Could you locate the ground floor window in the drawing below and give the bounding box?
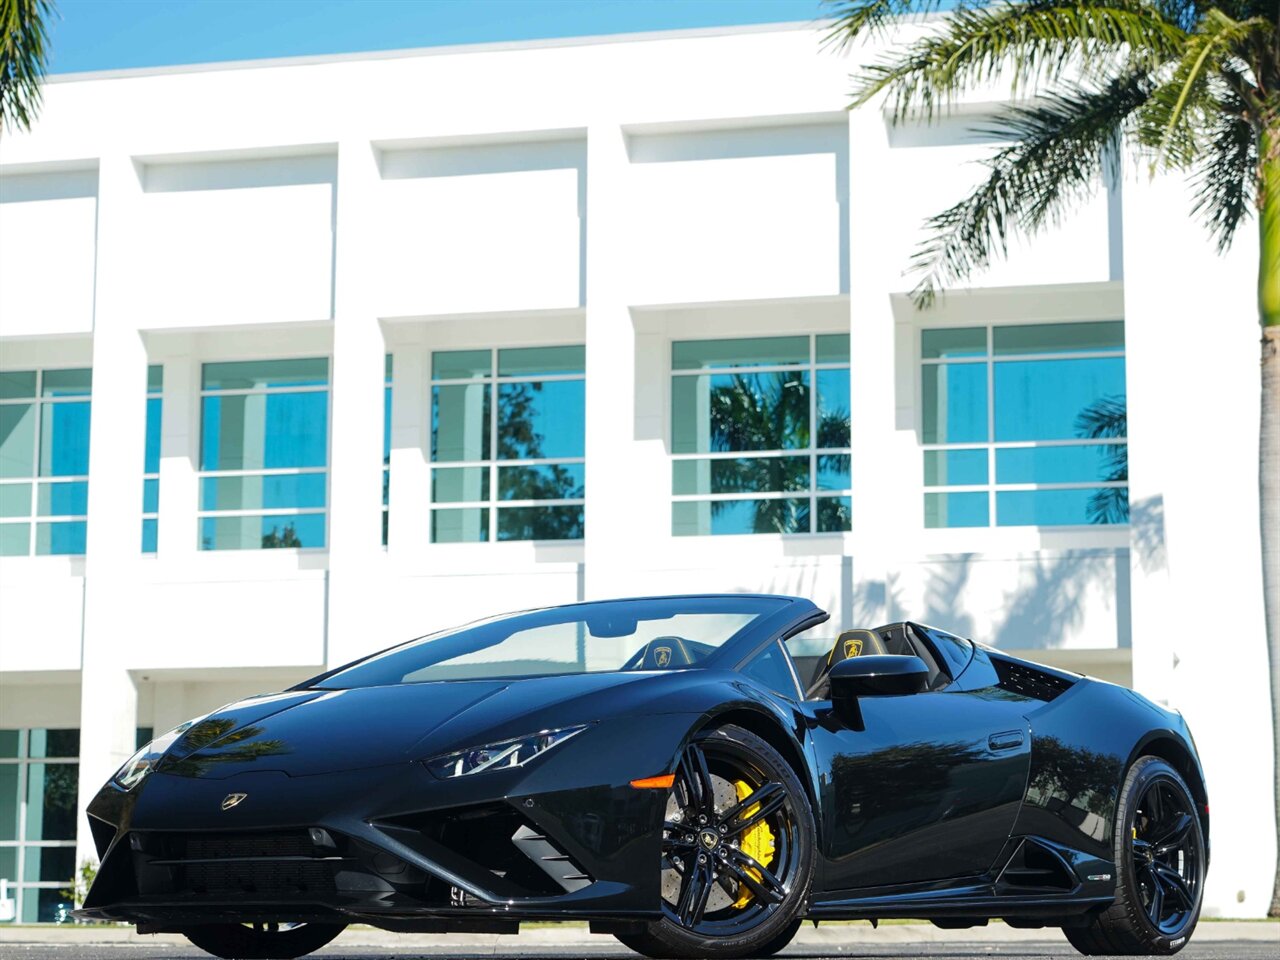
[0,729,78,923]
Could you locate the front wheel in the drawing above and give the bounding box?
[1063,756,1205,955]
[182,921,346,959]
[617,724,814,959]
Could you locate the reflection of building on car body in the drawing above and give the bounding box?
[78,595,1207,959]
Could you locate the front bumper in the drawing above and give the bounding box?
[76,713,697,928]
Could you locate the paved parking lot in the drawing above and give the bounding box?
[1,940,1278,960]
[0,925,1276,960]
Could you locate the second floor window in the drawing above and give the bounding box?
[0,368,92,556]
[921,321,1128,528]
[670,335,851,536]
[198,358,329,550]
[430,346,585,542]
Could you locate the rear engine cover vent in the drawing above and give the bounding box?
[991,657,1076,702]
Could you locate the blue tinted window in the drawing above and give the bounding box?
[922,323,1127,529]
[921,363,985,444]
[997,488,1129,526]
[430,345,585,542]
[198,360,329,552]
[143,397,162,474]
[671,334,851,536]
[924,491,989,528]
[994,358,1126,442]
[497,380,584,459]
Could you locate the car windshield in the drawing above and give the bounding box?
[312,596,787,687]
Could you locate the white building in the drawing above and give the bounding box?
[0,20,1272,924]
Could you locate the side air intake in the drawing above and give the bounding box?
[990,656,1077,702]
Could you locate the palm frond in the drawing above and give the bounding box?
[847,1,1186,122]
[1137,9,1271,169]
[1190,94,1258,250]
[821,0,960,47]
[908,72,1152,305]
[0,0,56,133]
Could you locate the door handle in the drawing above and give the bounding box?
[989,730,1025,751]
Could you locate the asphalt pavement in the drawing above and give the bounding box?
[0,924,1275,960]
[0,940,1277,960]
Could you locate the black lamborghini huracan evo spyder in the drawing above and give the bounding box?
[77,595,1208,960]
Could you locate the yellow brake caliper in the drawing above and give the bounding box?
[731,780,776,909]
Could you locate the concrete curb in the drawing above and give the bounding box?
[1,921,1274,947]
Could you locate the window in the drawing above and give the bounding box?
[739,641,802,700]
[0,729,78,923]
[0,369,92,556]
[921,322,1127,528]
[383,355,391,546]
[430,346,585,543]
[141,365,161,553]
[670,335,851,536]
[198,358,329,550]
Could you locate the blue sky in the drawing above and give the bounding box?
[47,0,830,75]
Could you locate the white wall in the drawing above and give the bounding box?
[0,168,98,337]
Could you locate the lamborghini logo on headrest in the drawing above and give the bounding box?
[655,646,672,667]
[843,638,864,659]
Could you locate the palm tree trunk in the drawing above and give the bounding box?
[1260,141,1280,918]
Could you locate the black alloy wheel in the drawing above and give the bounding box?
[617,724,814,959]
[182,921,346,960]
[1063,756,1205,956]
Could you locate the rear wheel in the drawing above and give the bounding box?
[1063,756,1204,955]
[616,724,814,959]
[182,921,345,959]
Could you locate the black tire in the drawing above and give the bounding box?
[1063,756,1205,956]
[616,724,814,959]
[182,922,346,960]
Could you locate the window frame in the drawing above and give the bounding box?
[194,354,332,552]
[919,322,1128,530]
[0,368,92,557]
[141,366,162,554]
[668,333,852,537]
[0,728,79,923]
[428,344,586,544]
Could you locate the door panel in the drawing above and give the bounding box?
[809,686,1032,891]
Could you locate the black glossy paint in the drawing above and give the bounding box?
[75,595,1207,934]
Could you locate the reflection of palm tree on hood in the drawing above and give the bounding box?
[1074,395,1128,525]
[705,373,849,533]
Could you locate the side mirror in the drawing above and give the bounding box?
[828,655,929,731]
[830,654,929,699]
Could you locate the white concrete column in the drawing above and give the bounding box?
[75,155,147,871]
[581,124,667,599]
[325,139,388,668]
[155,350,199,559]
[846,109,910,624]
[386,338,431,561]
[1122,165,1273,915]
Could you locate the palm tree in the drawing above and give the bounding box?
[1,0,56,133]
[825,0,1278,914]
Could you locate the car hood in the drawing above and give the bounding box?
[154,671,668,779]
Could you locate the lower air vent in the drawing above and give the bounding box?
[996,838,1077,892]
[991,657,1076,702]
[512,824,591,892]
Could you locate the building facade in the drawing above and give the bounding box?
[0,21,1272,923]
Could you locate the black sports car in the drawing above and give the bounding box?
[77,595,1208,959]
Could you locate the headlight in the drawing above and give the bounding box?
[112,719,200,791]
[425,725,587,779]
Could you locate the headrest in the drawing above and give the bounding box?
[639,637,695,670]
[827,629,887,668]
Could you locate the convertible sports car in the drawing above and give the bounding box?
[77,595,1208,960]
